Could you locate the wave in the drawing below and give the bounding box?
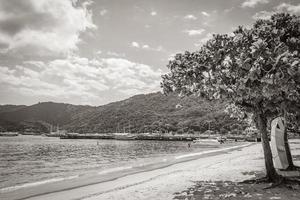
[174,143,251,159]
[97,166,133,175]
[0,175,79,193]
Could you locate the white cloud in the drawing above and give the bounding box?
[252,10,275,20]
[201,11,210,17]
[184,14,197,20]
[0,0,96,55]
[276,3,300,15]
[184,29,205,36]
[150,11,157,16]
[131,42,140,48]
[131,42,164,52]
[100,9,108,16]
[242,0,269,8]
[0,56,162,105]
[106,51,126,57]
[252,3,300,20]
[94,50,126,57]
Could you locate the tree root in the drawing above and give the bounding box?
[240,176,300,190]
[263,177,284,189]
[263,177,300,190]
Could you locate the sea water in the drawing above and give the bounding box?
[0,135,224,192]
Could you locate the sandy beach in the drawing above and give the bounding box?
[1,140,300,200]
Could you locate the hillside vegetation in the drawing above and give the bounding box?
[0,92,247,135]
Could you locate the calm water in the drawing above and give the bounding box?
[0,135,221,190]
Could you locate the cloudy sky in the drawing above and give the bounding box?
[0,0,299,106]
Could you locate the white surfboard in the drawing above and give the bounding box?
[270,117,289,169]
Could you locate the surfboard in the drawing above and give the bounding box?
[270,117,288,169]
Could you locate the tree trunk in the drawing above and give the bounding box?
[255,110,280,182]
[282,105,295,169]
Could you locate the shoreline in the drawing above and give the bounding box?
[0,142,252,200]
[0,133,256,142]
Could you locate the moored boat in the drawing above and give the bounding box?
[46,125,66,137]
[193,138,220,145]
[113,133,137,140]
[0,132,19,137]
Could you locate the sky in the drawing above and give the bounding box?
[0,0,299,106]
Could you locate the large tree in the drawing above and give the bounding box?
[161,13,300,182]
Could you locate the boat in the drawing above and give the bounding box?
[60,133,114,139]
[112,121,137,140]
[46,125,66,137]
[192,138,220,145]
[0,132,19,137]
[113,133,137,140]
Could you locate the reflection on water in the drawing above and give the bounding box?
[0,135,218,189]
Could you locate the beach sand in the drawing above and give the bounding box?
[1,140,300,200]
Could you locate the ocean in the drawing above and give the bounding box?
[0,135,226,192]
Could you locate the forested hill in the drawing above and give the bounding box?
[0,92,247,134]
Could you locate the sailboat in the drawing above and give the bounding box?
[46,124,65,137]
[113,121,137,140]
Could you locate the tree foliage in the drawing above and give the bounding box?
[161,13,300,182]
[162,13,300,116]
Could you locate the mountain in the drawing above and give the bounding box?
[0,92,247,134]
[0,102,93,132]
[0,105,27,113]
